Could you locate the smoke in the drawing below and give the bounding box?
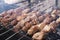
[4,0,20,4]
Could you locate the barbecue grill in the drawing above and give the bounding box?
[0,0,60,40]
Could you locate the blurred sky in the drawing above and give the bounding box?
[0,0,22,13]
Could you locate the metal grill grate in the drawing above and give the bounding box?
[0,0,60,40]
[0,24,32,40]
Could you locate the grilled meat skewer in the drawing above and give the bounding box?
[32,19,59,40]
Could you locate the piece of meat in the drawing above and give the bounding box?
[31,18,39,25]
[1,18,9,24]
[22,8,30,14]
[10,19,18,26]
[51,10,57,14]
[51,10,58,19]
[24,16,31,22]
[1,19,9,26]
[28,13,37,20]
[56,17,60,24]
[16,14,27,21]
[56,10,60,17]
[0,11,7,17]
[43,17,53,24]
[32,31,45,40]
[48,21,58,31]
[22,22,32,32]
[30,14,39,25]
[38,13,51,22]
[1,16,10,24]
[7,13,17,21]
[27,25,39,35]
[43,13,51,17]
[13,22,22,32]
[36,11,42,16]
[3,14,11,19]
[14,7,22,15]
[51,10,60,17]
[38,16,45,22]
[7,9,14,15]
[0,17,2,22]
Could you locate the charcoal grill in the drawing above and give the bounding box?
[0,0,60,40]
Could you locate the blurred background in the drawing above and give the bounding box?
[0,0,30,13]
[0,0,60,13]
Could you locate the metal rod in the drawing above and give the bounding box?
[5,30,19,40]
[0,28,13,36]
[5,29,28,40]
[0,28,4,30]
[18,33,28,40]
